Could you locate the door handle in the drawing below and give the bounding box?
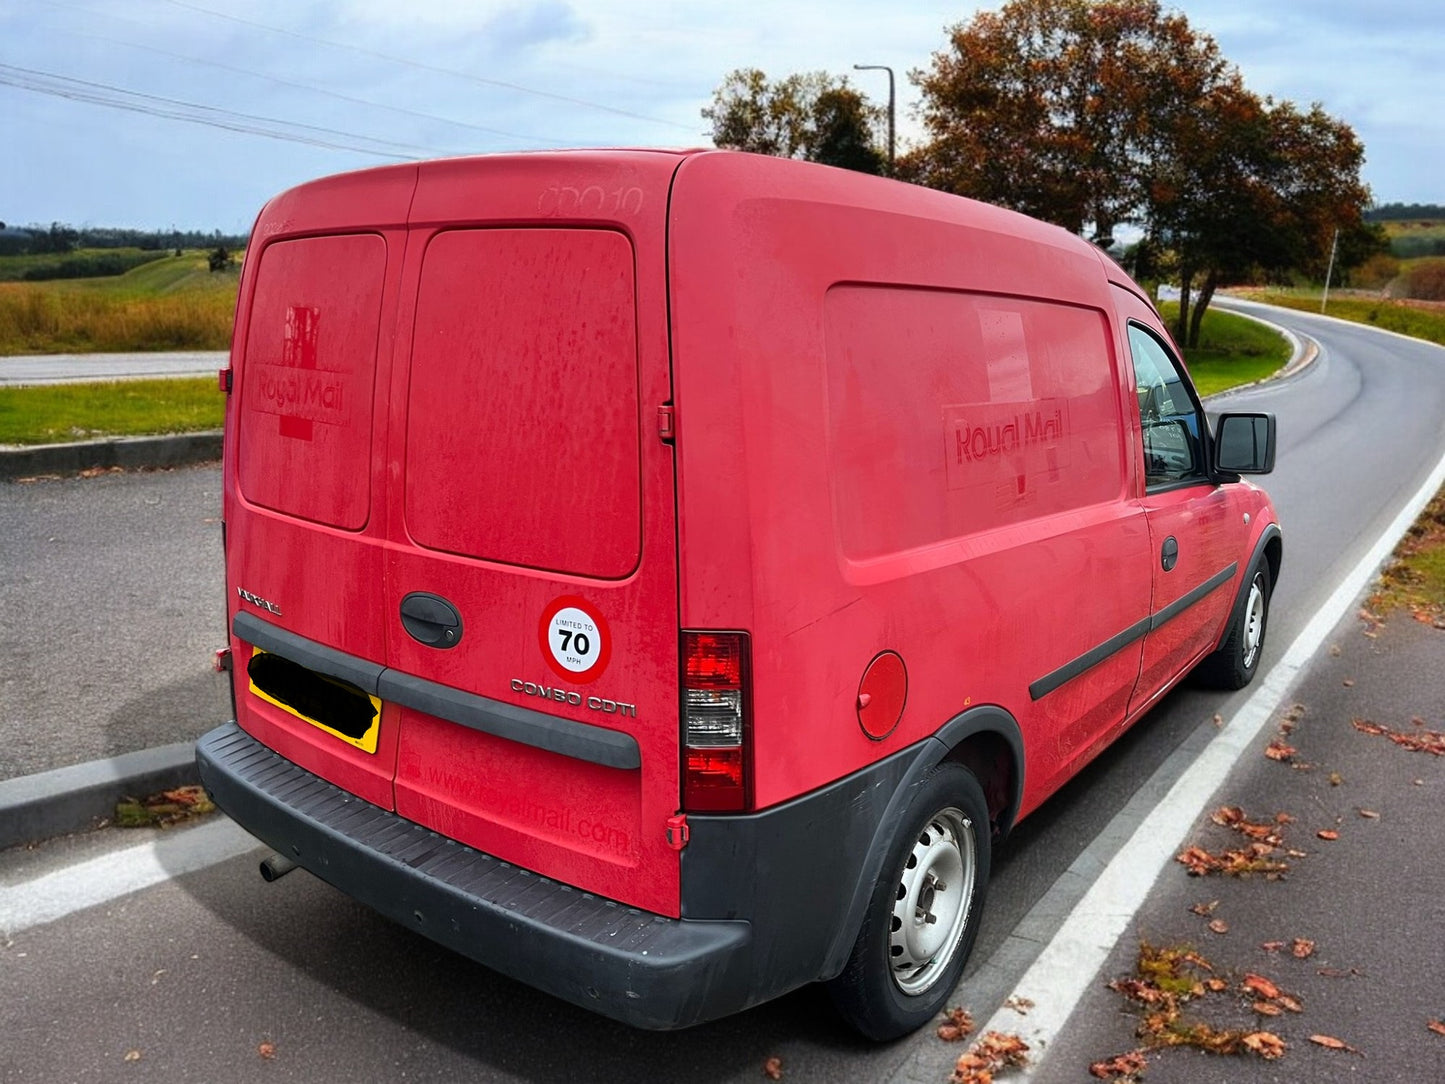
[400,592,464,649]
[1160,536,1179,572]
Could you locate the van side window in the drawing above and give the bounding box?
[1125,324,1205,489]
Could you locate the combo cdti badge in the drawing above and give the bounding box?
[197,148,1281,1040]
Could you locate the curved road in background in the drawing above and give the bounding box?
[0,349,225,385]
[2,301,1443,1082]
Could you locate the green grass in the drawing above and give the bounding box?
[1239,290,1445,348]
[0,247,171,282]
[0,378,223,445]
[0,250,240,355]
[1369,487,1445,623]
[1156,302,1293,396]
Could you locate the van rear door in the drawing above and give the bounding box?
[226,165,415,811]
[382,154,684,916]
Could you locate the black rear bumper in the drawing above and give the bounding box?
[196,723,751,1030]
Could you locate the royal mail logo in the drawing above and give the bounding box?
[248,305,350,429]
[943,399,1071,491]
[257,370,345,414]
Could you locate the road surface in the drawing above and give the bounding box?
[0,350,226,385]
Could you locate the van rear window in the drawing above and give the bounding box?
[403,228,642,580]
[237,233,386,531]
[824,286,1123,559]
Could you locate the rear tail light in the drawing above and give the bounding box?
[682,631,751,813]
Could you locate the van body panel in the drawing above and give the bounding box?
[666,153,1153,813]
[380,152,684,916]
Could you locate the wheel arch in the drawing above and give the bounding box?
[1218,522,1283,651]
[821,704,1024,978]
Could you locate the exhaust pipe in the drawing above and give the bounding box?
[259,852,298,882]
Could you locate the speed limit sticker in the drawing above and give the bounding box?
[538,596,611,683]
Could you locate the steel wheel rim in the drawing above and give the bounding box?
[888,807,975,996]
[1241,573,1266,669]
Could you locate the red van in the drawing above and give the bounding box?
[198,149,1280,1040]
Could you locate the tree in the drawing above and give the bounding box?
[208,245,234,272]
[703,68,886,174]
[908,0,1371,341]
[909,0,1231,247]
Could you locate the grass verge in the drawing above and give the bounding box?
[1367,485,1445,625]
[1238,290,1445,349]
[0,378,223,445]
[1157,302,1294,397]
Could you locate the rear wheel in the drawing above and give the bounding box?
[1197,561,1271,689]
[827,762,990,1041]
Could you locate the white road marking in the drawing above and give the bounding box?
[982,441,1445,1075]
[0,818,263,937]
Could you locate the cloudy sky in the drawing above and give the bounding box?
[1,1,1440,233]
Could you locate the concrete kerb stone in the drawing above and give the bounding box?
[0,742,200,851]
[0,431,221,481]
[1204,303,1321,401]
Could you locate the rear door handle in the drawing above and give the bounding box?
[400,592,463,649]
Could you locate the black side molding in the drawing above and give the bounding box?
[1029,562,1239,701]
[234,611,383,695]
[231,613,640,771]
[378,671,640,770]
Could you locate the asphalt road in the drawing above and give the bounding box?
[0,350,226,386]
[2,301,1443,1082]
[0,464,229,779]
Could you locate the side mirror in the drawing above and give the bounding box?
[1214,412,1276,475]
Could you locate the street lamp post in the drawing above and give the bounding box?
[852,63,894,175]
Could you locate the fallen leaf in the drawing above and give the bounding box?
[1088,1050,1148,1078]
[1265,739,1296,762]
[258,1041,276,1060]
[1260,940,1285,953]
[1212,713,1224,727]
[1291,938,1315,959]
[1003,995,1034,1014]
[1277,994,1304,1013]
[1329,644,1342,656]
[1253,1001,1281,1016]
[763,1055,783,1080]
[1208,919,1229,935]
[1242,1032,1287,1060]
[1357,808,1379,819]
[1205,977,1228,993]
[1317,829,1339,841]
[1189,900,1220,916]
[123,1050,142,1063]
[937,1007,975,1042]
[1427,1020,1445,1037]
[1328,771,1344,786]
[1243,974,1281,1000]
[951,1032,1029,1084]
[1275,811,1296,824]
[1317,967,1363,978]
[1352,718,1444,756]
[1342,678,1355,687]
[1309,1033,1360,1054]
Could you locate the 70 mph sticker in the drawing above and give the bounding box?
[539,596,612,683]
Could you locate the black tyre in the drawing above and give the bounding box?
[1196,561,1271,690]
[827,762,990,1041]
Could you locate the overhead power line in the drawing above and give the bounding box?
[159,0,695,132]
[35,0,563,148]
[0,63,437,159]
